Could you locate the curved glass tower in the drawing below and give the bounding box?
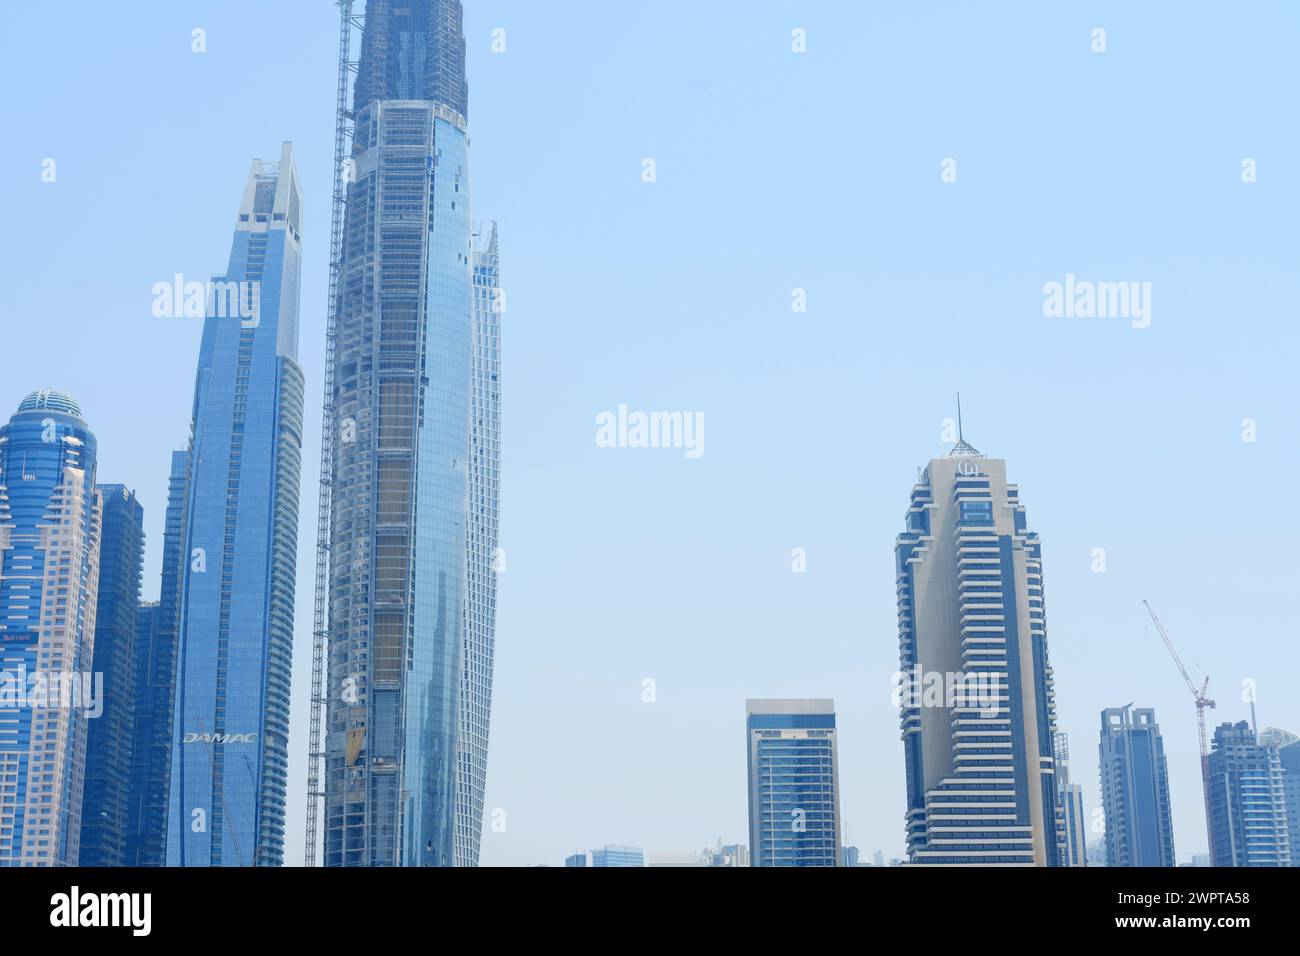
[456,221,501,866]
[0,389,101,866]
[323,0,498,867]
[167,145,305,866]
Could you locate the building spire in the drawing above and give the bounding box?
[947,392,982,457]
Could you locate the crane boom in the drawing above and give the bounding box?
[1142,600,1199,701]
[1143,600,1216,860]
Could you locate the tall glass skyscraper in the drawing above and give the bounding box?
[455,221,502,866]
[746,699,841,867]
[1098,705,1176,867]
[1207,721,1292,867]
[321,0,500,867]
[895,435,1062,865]
[125,451,189,866]
[0,389,101,866]
[79,484,145,867]
[167,145,305,866]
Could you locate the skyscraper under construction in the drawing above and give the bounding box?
[310,0,501,867]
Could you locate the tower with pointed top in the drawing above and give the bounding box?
[895,424,1063,865]
[166,145,305,867]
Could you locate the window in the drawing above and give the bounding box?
[959,500,993,526]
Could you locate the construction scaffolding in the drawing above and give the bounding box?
[304,0,363,868]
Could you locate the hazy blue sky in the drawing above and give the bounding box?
[3,1,1298,866]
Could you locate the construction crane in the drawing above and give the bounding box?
[1142,600,1215,851]
[304,0,361,867]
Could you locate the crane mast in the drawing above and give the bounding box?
[1142,600,1215,856]
[305,0,361,867]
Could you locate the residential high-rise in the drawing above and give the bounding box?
[746,699,841,867]
[894,432,1062,865]
[317,0,501,868]
[124,451,188,866]
[79,484,144,866]
[1259,728,1300,867]
[1054,732,1088,867]
[1098,705,1176,867]
[0,389,102,866]
[166,145,305,867]
[1207,721,1292,867]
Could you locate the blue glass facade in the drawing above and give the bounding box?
[79,484,144,866]
[167,145,304,866]
[455,222,502,866]
[746,700,841,867]
[1098,706,1175,867]
[0,390,101,866]
[124,451,188,865]
[323,0,494,867]
[590,845,646,867]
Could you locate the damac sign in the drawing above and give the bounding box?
[183,732,257,744]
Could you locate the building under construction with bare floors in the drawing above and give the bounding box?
[305,0,502,868]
